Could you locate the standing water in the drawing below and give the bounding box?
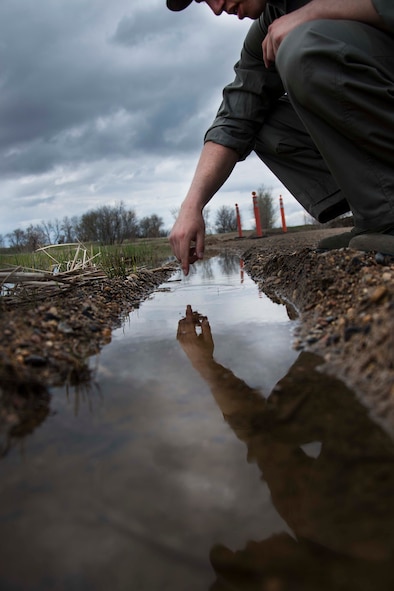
[1,253,394,591]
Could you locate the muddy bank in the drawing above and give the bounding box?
[0,265,175,393]
[207,229,394,432]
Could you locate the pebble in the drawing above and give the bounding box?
[369,285,388,303]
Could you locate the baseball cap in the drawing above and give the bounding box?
[166,0,194,11]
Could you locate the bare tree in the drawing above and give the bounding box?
[76,202,138,244]
[214,205,237,234]
[6,228,27,252]
[121,208,139,241]
[7,225,46,252]
[40,220,54,245]
[138,214,165,238]
[25,225,47,251]
[76,210,99,243]
[61,216,78,243]
[255,185,276,230]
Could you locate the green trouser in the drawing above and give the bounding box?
[255,19,394,230]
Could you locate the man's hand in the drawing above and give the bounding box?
[177,305,214,363]
[169,206,205,276]
[262,11,305,68]
[169,142,239,275]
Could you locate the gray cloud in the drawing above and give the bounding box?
[0,0,304,236]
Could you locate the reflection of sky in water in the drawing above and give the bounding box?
[2,255,394,590]
[106,256,298,393]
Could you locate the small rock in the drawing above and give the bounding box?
[369,285,388,303]
[58,321,73,334]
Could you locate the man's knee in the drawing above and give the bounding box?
[276,20,342,102]
[276,19,392,103]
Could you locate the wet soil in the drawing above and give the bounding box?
[1,228,393,433]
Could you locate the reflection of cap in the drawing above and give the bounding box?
[166,0,194,11]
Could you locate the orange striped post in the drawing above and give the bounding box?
[252,191,263,237]
[240,258,244,283]
[235,203,243,238]
[279,194,287,233]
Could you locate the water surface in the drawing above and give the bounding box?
[1,254,394,591]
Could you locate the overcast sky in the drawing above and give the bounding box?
[0,0,306,239]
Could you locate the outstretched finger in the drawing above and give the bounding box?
[201,317,214,346]
[195,230,205,262]
[179,242,192,275]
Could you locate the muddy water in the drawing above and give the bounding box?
[1,254,394,591]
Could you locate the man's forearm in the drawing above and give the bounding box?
[181,141,239,213]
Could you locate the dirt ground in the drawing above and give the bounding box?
[1,228,393,436]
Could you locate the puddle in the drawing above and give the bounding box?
[1,254,394,590]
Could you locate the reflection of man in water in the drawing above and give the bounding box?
[177,305,394,590]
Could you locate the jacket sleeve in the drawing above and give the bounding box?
[204,6,286,161]
[371,0,394,31]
